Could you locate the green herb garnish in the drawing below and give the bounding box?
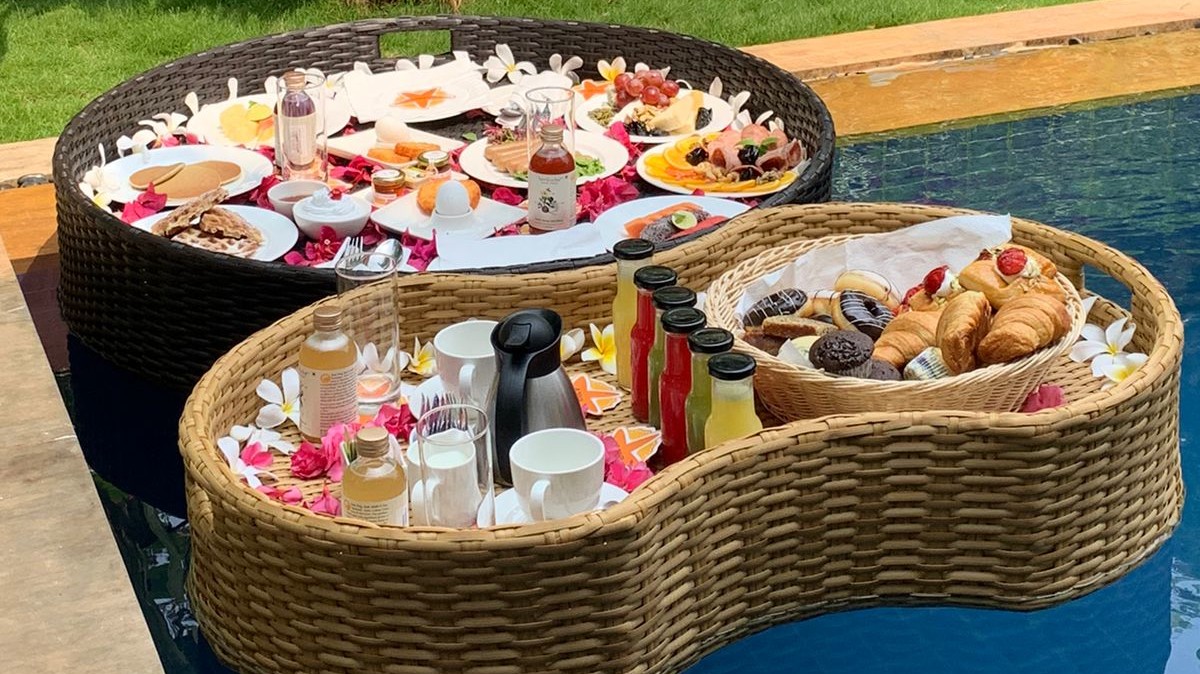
[463,131,478,141]
[574,153,605,178]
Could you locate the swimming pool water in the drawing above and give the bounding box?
[93,91,1200,672]
[685,91,1200,673]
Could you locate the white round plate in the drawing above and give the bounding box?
[591,195,750,249]
[187,91,353,148]
[458,131,629,189]
[635,143,805,199]
[131,205,298,261]
[344,68,492,123]
[575,90,733,144]
[483,483,631,526]
[101,145,275,206]
[371,190,525,242]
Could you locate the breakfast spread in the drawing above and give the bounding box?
[742,246,1073,381]
[642,124,803,194]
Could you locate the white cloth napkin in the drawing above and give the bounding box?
[431,223,608,271]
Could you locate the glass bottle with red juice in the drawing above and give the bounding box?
[630,266,677,422]
[655,307,707,470]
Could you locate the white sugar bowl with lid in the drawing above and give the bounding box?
[293,187,370,239]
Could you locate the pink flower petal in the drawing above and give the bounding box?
[308,483,341,516]
[1020,384,1066,413]
[491,187,524,206]
[372,403,416,439]
[120,183,167,223]
[241,442,275,469]
[401,230,438,271]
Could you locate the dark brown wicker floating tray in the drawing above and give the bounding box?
[53,15,835,391]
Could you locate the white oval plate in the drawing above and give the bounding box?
[591,195,750,249]
[325,127,465,170]
[187,91,353,148]
[101,145,275,206]
[575,90,733,144]
[635,143,807,199]
[458,131,629,189]
[131,204,299,261]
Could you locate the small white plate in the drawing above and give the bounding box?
[343,67,491,123]
[483,483,631,526]
[457,131,629,189]
[131,205,298,261]
[371,189,525,241]
[325,127,465,169]
[575,90,734,144]
[101,145,275,206]
[635,143,808,198]
[591,195,750,249]
[187,91,353,148]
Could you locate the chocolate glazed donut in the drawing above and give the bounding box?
[744,288,811,327]
[834,290,895,340]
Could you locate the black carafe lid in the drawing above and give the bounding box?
[491,309,563,378]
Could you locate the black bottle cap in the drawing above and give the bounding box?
[613,238,655,261]
[634,265,677,291]
[688,327,734,354]
[652,286,696,311]
[708,353,757,380]
[662,307,706,334]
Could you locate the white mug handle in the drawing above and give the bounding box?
[459,362,476,402]
[411,476,442,526]
[530,479,551,521]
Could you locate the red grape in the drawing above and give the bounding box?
[653,93,671,107]
[661,80,680,97]
[644,71,665,87]
[643,85,660,100]
[626,78,645,96]
[614,73,632,90]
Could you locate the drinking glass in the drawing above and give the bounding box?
[335,253,401,410]
[275,70,329,181]
[412,403,495,528]
[523,86,576,158]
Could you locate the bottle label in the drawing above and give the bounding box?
[527,170,577,230]
[299,363,358,438]
[282,112,318,167]
[344,491,409,526]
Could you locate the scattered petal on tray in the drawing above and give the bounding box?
[571,373,623,416]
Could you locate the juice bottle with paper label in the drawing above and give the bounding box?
[298,304,358,442]
[527,123,577,232]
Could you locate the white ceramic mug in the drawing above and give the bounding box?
[434,319,498,405]
[510,428,604,521]
[406,427,483,527]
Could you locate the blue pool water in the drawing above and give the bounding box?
[686,92,1200,673]
[91,91,1200,672]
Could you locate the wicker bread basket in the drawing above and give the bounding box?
[182,204,1182,674]
[706,233,1086,420]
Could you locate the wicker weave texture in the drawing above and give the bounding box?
[181,204,1182,674]
[53,15,835,392]
[705,233,1086,419]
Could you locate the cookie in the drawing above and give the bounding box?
[157,165,223,200]
[742,326,786,356]
[809,330,874,377]
[129,163,185,189]
[193,160,243,185]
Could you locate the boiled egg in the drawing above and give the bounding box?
[434,181,472,217]
[375,115,410,145]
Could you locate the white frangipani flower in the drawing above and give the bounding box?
[357,341,409,375]
[396,54,436,71]
[483,44,535,84]
[115,130,157,157]
[597,57,626,82]
[217,436,275,489]
[230,424,295,455]
[256,368,301,429]
[548,54,583,81]
[78,182,114,213]
[1099,352,1148,390]
[1070,316,1136,377]
[633,62,669,77]
[184,92,200,116]
[560,328,585,361]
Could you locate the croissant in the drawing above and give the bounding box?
[872,309,942,368]
[959,247,1066,308]
[976,294,1071,365]
[936,291,992,374]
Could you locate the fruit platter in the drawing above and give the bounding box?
[72,46,819,271]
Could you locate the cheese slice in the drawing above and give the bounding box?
[649,90,704,135]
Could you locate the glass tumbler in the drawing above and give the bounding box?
[335,252,401,412]
[523,86,576,160]
[411,403,495,528]
[275,70,329,181]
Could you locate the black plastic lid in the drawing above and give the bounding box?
[662,307,706,334]
[708,353,757,380]
[613,238,655,261]
[688,327,734,354]
[491,308,563,377]
[634,265,677,291]
[652,286,696,311]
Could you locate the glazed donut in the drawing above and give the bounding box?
[834,290,895,340]
[743,288,812,327]
[809,290,839,319]
[835,270,901,312]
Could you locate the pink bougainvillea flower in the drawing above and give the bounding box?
[401,230,438,271]
[290,441,328,479]
[577,176,638,221]
[1020,384,1066,413]
[604,122,641,159]
[308,482,341,516]
[321,422,357,480]
[360,221,388,248]
[373,403,416,440]
[492,223,522,237]
[490,187,524,206]
[330,155,374,185]
[240,442,274,470]
[255,145,276,165]
[607,456,653,492]
[120,183,167,223]
[284,225,345,266]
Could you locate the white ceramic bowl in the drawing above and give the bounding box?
[292,193,371,239]
[267,180,326,219]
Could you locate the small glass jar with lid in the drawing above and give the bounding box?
[371,169,405,205]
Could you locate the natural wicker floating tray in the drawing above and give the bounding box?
[53,15,836,392]
[182,203,1182,674]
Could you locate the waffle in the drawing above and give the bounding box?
[151,187,229,236]
[172,229,260,259]
[199,207,263,245]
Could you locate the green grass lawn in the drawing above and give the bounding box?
[0,0,1082,143]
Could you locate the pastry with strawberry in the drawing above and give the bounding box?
[901,265,963,312]
[958,245,1064,308]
